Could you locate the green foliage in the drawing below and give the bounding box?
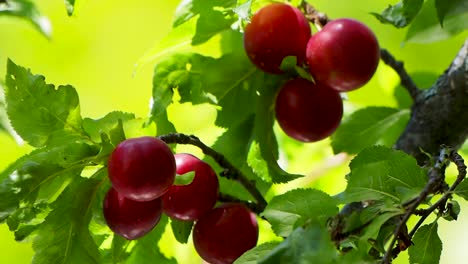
[64,0,76,16]
[442,200,460,221]
[331,107,410,154]
[454,178,468,200]
[126,216,177,264]
[0,59,175,262]
[173,171,196,186]
[1,0,467,263]
[0,0,51,38]
[150,33,300,185]
[82,112,135,145]
[233,0,253,22]
[234,242,281,264]
[258,224,339,264]
[408,222,442,264]
[405,0,468,43]
[372,0,424,28]
[32,177,102,264]
[262,189,338,237]
[172,0,237,45]
[5,60,84,148]
[372,0,468,42]
[435,0,467,26]
[343,146,427,203]
[170,218,193,244]
[0,84,8,135]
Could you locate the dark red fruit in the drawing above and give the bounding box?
[275,78,343,142]
[306,18,380,91]
[103,187,162,240]
[244,3,311,74]
[193,203,258,264]
[162,153,219,221]
[108,136,176,201]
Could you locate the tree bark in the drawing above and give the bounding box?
[395,38,468,164]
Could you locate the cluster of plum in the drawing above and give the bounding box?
[244,3,380,142]
[103,136,258,264]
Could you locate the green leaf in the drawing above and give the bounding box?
[174,171,196,186]
[211,116,270,201]
[170,218,193,244]
[442,200,460,221]
[5,60,84,147]
[0,84,9,134]
[108,235,131,263]
[172,0,237,28]
[154,111,176,137]
[259,224,338,264]
[371,0,424,28]
[232,0,253,22]
[0,172,19,222]
[126,215,176,264]
[192,10,236,45]
[454,178,468,200]
[359,212,401,241]
[64,0,75,16]
[262,189,338,237]
[234,242,281,264]
[150,53,214,123]
[435,0,467,26]
[343,146,427,203]
[331,107,410,154]
[173,0,197,27]
[14,224,39,241]
[150,50,299,185]
[0,138,99,225]
[337,201,402,241]
[82,111,135,144]
[6,202,46,232]
[408,222,442,264]
[250,75,302,184]
[278,56,312,80]
[279,56,298,72]
[405,0,468,43]
[32,177,102,264]
[135,20,195,72]
[0,0,51,37]
[211,59,258,128]
[212,67,301,184]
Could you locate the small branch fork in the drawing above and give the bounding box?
[158,133,267,213]
[381,146,467,264]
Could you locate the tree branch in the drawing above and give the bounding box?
[299,0,330,29]
[380,49,422,101]
[395,38,468,164]
[382,146,467,263]
[157,133,268,212]
[408,149,466,237]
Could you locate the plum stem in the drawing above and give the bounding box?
[158,133,268,212]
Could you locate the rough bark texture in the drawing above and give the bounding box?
[395,38,468,164]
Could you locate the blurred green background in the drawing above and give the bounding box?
[0,0,467,263]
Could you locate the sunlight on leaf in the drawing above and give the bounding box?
[371,0,423,28]
[0,0,52,38]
